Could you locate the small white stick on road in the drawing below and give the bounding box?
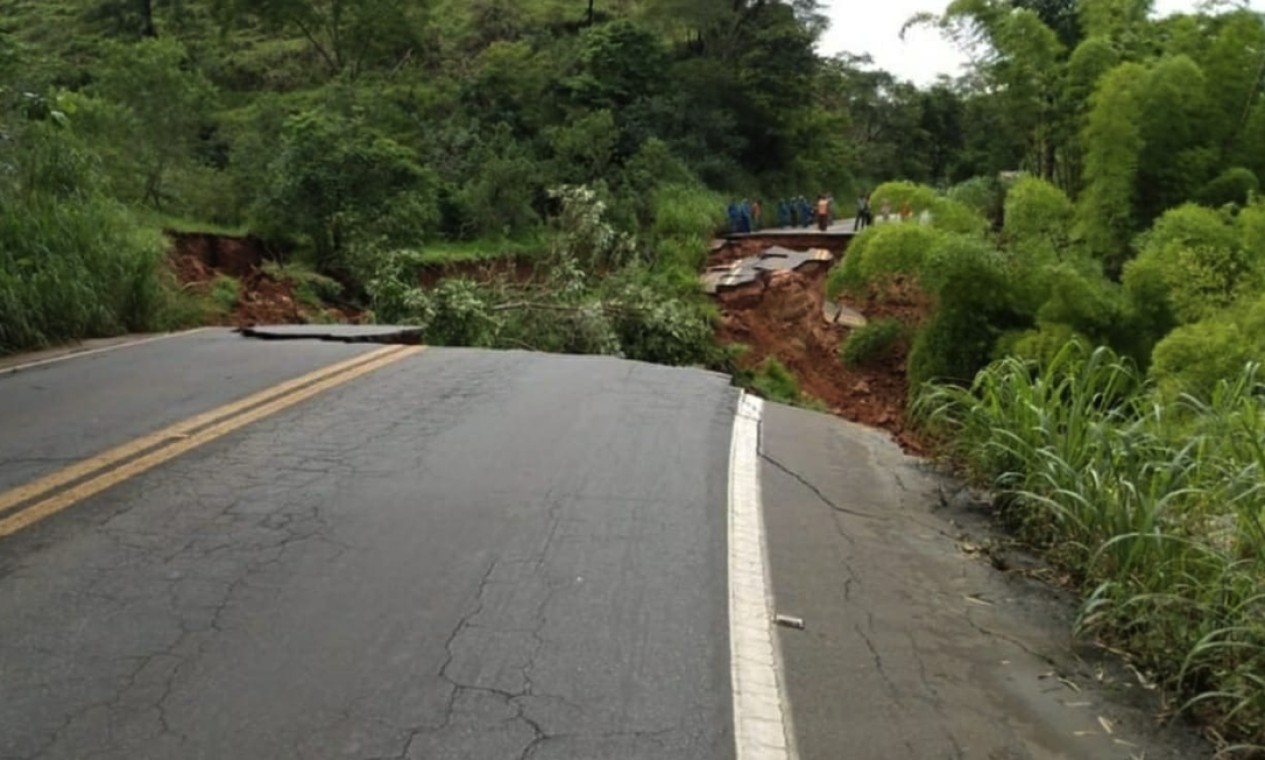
[729,393,797,760]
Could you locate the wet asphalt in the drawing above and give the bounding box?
[0,330,1210,759]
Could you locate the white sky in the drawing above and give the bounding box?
[818,0,1265,85]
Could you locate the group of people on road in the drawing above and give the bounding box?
[729,190,924,235]
[727,199,763,234]
[727,194,837,234]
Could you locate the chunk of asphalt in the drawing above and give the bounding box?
[236,325,424,345]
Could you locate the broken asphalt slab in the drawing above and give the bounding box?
[701,246,833,294]
[236,324,424,344]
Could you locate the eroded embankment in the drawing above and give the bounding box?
[707,235,930,452]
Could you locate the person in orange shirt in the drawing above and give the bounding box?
[900,200,913,222]
[815,195,831,231]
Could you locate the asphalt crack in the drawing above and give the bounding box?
[759,451,882,522]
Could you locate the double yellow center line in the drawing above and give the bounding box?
[0,344,424,539]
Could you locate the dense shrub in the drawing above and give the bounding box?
[1197,166,1259,208]
[1149,293,1265,399]
[651,184,727,241]
[908,234,1021,389]
[254,109,440,278]
[1003,176,1074,258]
[365,183,719,367]
[916,348,1265,741]
[840,318,904,367]
[0,122,177,353]
[870,180,989,236]
[749,357,802,405]
[828,223,940,297]
[1124,204,1252,330]
[947,176,1004,226]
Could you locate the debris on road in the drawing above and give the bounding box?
[775,614,806,630]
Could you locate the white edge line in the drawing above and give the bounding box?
[729,392,797,760]
[0,329,213,376]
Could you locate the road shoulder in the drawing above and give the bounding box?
[758,403,1208,760]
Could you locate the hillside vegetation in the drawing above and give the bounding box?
[6,0,1265,747]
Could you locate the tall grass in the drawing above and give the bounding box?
[915,343,1265,748]
[0,122,184,354]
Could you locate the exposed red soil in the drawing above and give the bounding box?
[168,233,361,327]
[166,231,282,278]
[710,243,930,454]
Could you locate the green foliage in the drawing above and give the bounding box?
[1197,167,1259,209]
[840,319,904,368]
[254,109,439,277]
[1005,323,1090,366]
[1123,204,1252,330]
[1003,176,1073,258]
[749,357,802,405]
[915,347,1265,742]
[908,234,1019,389]
[651,184,726,241]
[365,182,719,367]
[261,260,344,307]
[946,176,1003,226]
[210,0,423,78]
[1149,320,1254,402]
[1149,293,1265,400]
[209,274,241,313]
[869,180,988,236]
[0,121,178,353]
[1134,56,1212,224]
[1029,263,1135,355]
[829,223,940,298]
[1076,62,1146,267]
[82,37,217,210]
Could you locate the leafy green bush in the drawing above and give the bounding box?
[828,223,940,297]
[869,180,938,214]
[1006,323,1091,366]
[0,121,174,353]
[1003,176,1074,258]
[652,184,727,241]
[915,348,1265,741]
[1149,293,1265,399]
[947,176,1004,226]
[1124,203,1252,329]
[749,357,802,405]
[869,180,989,236]
[1149,319,1254,401]
[908,234,1020,389]
[364,182,720,367]
[261,261,344,308]
[254,109,440,279]
[1197,166,1259,208]
[840,319,904,367]
[209,275,241,314]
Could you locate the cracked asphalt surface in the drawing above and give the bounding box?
[760,404,1208,760]
[0,332,737,759]
[0,330,1211,759]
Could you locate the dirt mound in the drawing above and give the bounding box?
[711,245,928,453]
[168,234,360,328]
[167,231,281,278]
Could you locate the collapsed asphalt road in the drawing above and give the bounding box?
[0,330,1208,759]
